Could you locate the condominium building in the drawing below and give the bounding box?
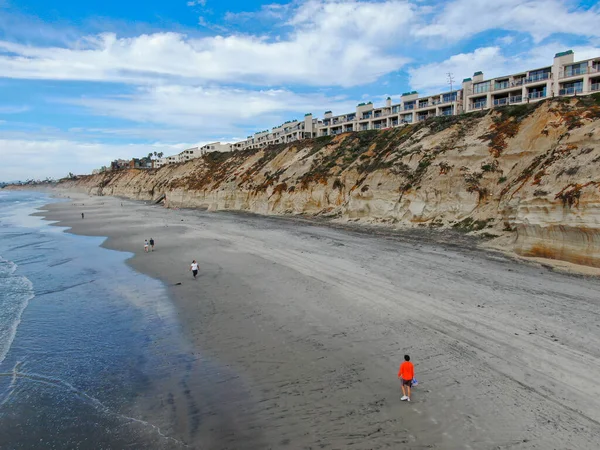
[463,50,600,111]
[233,114,321,151]
[199,142,232,154]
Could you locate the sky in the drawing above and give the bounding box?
[1,0,599,180]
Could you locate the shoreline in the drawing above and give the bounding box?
[35,192,600,449]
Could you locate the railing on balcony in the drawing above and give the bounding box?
[559,86,583,95]
[528,91,546,99]
[561,67,588,78]
[360,125,369,131]
[440,109,453,116]
[373,123,382,129]
[363,114,372,119]
[525,73,551,84]
[390,120,399,126]
[418,103,429,109]
[403,104,415,111]
[494,81,510,91]
[472,101,487,109]
[509,95,523,104]
[592,83,600,92]
[374,113,382,118]
[493,98,508,106]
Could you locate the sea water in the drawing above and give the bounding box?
[0,191,192,449]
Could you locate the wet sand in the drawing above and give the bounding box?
[38,194,600,449]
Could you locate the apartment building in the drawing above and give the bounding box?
[233,114,320,151]
[463,50,600,111]
[199,142,232,154]
[319,91,459,137]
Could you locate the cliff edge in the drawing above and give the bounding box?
[60,96,600,268]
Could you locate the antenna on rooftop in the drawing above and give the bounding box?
[447,72,455,94]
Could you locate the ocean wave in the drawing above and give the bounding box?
[0,256,35,366]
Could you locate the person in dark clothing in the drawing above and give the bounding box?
[81,212,84,219]
[149,238,155,251]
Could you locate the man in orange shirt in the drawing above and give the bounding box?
[398,354,414,402]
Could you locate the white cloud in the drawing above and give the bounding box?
[0,105,29,114]
[413,0,600,43]
[63,84,357,131]
[0,139,199,180]
[187,0,206,6]
[0,1,415,87]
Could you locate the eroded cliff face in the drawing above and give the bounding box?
[60,96,600,267]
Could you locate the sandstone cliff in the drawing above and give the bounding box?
[60,96,600,268]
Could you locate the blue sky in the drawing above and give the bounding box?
[1,0,599,180]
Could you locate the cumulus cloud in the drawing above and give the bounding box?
[0,1,416,87]
[62,84,357,132]
[414,0,600,43]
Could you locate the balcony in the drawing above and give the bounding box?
[472,101,487,109]
[362,114,372,120]
[440,109,453,116]
[360,125,369,131]
[559,86,583,95]
[494,81,510,91]
[403,105,415,111]
[493,98,508,106]
[528,91,546,99]
[390,119,399,126]
[525,73,551,84]
[374,112,382,118]
[592,83,600,92]
[417,103,430,109]
[417,113,435,121]
[509,95,523,104]
[560,67,588,78]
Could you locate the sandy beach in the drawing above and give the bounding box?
[36,193,600,450]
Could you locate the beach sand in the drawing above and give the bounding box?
[37,194,600,449]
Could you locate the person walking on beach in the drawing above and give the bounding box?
[81,212,84,219]
[149,238,155,252]
[398,354,415,402]
[190,260,199,279]
[144,240,149,253]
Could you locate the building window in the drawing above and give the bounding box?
[473,81,490,94]
[559,81,583,95]
[442,92,457,103]
[564,63,587,77]
[527,68,551,82]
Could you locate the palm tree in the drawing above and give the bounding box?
[158,152,164,158]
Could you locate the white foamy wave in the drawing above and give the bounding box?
[0,256,35,365]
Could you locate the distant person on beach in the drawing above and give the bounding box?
[144,240,149,253]
[398,354,414,402]
[190,260,199,278]
[81,212,84,219]
[149,238,155,251]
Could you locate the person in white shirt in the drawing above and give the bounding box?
[190,260,199,278]
[144,240,149,253]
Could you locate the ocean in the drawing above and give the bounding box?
[0,191,193,449]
